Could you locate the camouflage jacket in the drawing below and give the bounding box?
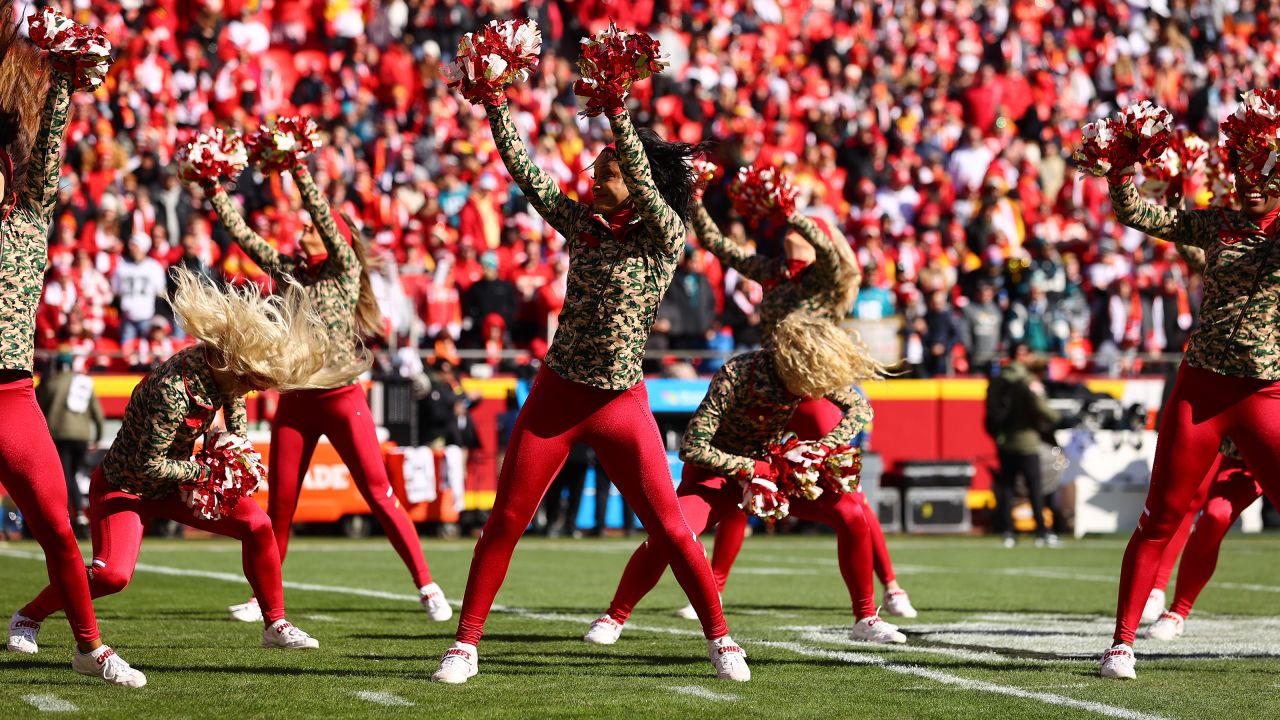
[691,200,857,340]
[210,166,362,387]
[679,351,871,478]
[0,77,71,372]
[102,345,247,499]
[1112,179,1280,380]
[488,102,683,390]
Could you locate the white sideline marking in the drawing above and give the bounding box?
[304,614,340,622]
[21,695,77,713]
[788,628,1025,665]
[757,641,1166,720]
[731,567,821,576]
[669,685,739,701]
[353,691,413,707]
[0,548,1163,720]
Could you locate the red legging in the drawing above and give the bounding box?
[455,366,727,646]
[22,469,287,624]
[708,397,896,592]
[607,463,877,624]
[1150,455,1218,593]
[1113,363,1280,645]
[1169,457,1268,618]
[268,384,431,587]
[0,376,99,645]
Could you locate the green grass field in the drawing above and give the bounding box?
[2,533,1278,719]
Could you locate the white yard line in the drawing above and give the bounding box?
[668,685,740,701]
[0,548,1164,720]
[353,691,414,707]
[20,695,78,713]
[303,614,340,622]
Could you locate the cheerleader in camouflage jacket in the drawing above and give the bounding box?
[431,88,748,684]
[0,6,143,687]
[687,192,917,620]
[582,312,908,646]
[198,160,451,625]
[14,270,340,657]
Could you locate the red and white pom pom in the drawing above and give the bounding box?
[729,165,798,223]
[27,7,113,90]
[691,158,718,201]
[740,477,790,520]
[1073,101,1175,178]
[771,435,828,501]
[182,431,266,521]
[1140,130,1209,202]
[246,116,321,172]
[820,444,863,495]
[177,129,248,185]
[443,19,542,106]
[1220,89,1280,197]
[572,22,670,117]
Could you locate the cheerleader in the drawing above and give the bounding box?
[1145,439,1269,641]
[0,6,143,686]
[200,158,451,624]
[12,270,336,656]
[431,36,748,684]
[686,193,917,619]
[583,312,907,646]
[1098,107,1280,678]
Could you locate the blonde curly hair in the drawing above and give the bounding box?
[770,311,886,398]
[170,268,370,391]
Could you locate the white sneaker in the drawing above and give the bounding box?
[1099,643,1136,679]
[1141,589,1166,624]
[229,597,263,623]
[883,589,918,618]
[72,645,147,688]
[676,593,720,620]
[850,615,907,644]
[261,619,319,649]
[1034,533,1063,548]
[1144,611,1185,641]
[419,583,453,622]
[583,615,624,645]
[1002,534,1016,549]
[431,642,478,684]
[7,613,40,654]
[708,636,750,681]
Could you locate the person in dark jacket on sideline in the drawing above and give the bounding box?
[36,352,104,538]
[985,342,1061,548]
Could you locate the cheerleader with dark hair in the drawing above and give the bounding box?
[431,21,748,684]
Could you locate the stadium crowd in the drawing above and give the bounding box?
[23,0,1276,377]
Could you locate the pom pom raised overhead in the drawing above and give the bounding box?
[246,116,321,172]
[444,19,542,106]
[572,23,669,117]
[26,7,113,90]
[177,129,249,185]
[1073,101,1175,179]
[729,165,798,223]
[1220,89,1280,197]
[183,432,266,521]
[1140,130,1209,203]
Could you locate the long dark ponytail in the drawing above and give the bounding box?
[632,127,713,223]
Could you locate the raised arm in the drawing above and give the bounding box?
[19,74,73,222]
[692,199,781,283]
[290,165,357,273]
[819,387,874,448]
[790,213,844,288]
[679,363,755,478]
[1109,178,1217,248]
[486,102,578,232]
[208,184,295,279]
[608,109,684,254]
